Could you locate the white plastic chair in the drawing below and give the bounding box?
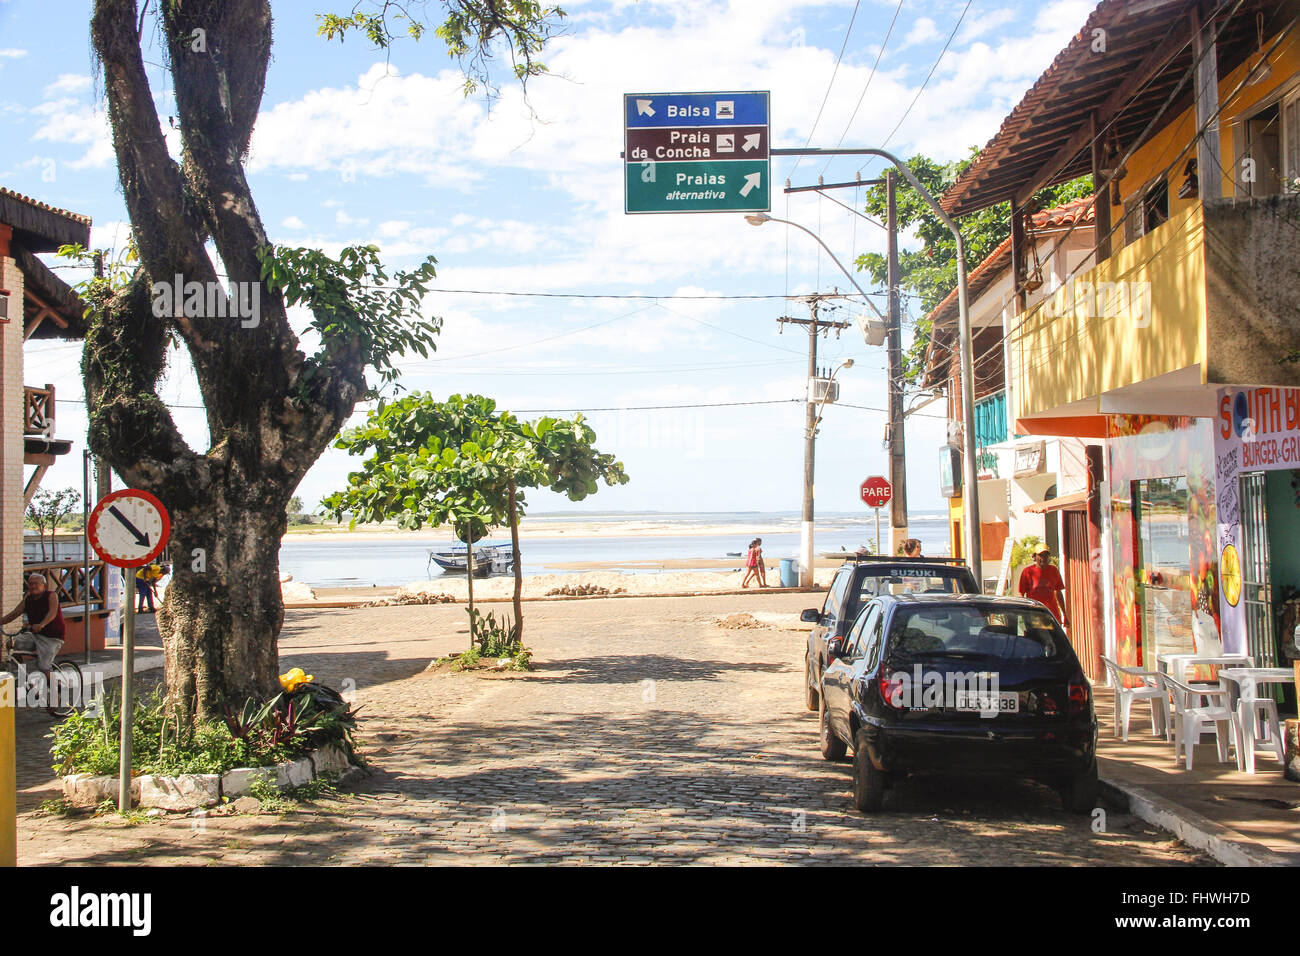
[1234,696,1285,774]
[1161,673,1234,771]
[1100,656,1166,741]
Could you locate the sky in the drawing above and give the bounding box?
[0,0,1096,518]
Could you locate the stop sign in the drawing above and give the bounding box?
[860,475,892,509]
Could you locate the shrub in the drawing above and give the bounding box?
[50,681,359,778]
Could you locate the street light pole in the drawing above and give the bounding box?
[753,147,982,584]
[748,214,878,588]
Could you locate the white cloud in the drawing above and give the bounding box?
[281,215,307,230]
[43,73,91,97]
[902,17,940,49]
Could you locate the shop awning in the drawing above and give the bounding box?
[1014,415,1110,439]
[1023,491,1089,514]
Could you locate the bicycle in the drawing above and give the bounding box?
[1,628,84,718]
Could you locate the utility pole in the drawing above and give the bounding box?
[885,170,908,557]
[780,297,851,587]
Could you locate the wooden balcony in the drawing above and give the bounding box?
[23,383,54,436]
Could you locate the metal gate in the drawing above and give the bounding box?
[1063,509,1101,681]
[1239,472,1276,667]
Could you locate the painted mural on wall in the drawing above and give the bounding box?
[1212,386,1300,655]
[1107,415,1220,672]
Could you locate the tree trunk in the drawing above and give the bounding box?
[508,479,523,647]
[465,532,476,650]
[87,0,367,725]
[157,492,285,722]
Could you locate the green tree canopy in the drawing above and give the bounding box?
[324,393,628,646]
[856,151,1092,385]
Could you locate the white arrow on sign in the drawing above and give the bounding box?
[742,133,761,152]
[739,172,762,198]
[636,99,655,117]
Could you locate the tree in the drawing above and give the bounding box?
[324,393,628,647]
[77,1,564,724]
[855,151,1092,385]
[26,488,82,561]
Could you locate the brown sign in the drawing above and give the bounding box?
[626,125,768,163]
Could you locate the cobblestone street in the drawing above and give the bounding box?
[17,594,1212,865]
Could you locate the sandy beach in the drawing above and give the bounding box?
[288,566,840,604]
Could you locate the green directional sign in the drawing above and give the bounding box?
[624,91,770,214]
[625,159,769,214]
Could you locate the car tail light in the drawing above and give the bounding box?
[879,672,904,709]
[1068,679,1091,718]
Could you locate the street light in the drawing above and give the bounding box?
[750,147,981,584]
[748,213,885,588]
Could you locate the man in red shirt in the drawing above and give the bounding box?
[1018,543,1069,630]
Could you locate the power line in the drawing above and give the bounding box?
[856,0,972,182]
[823,0,905,176]
[791,0,863,178]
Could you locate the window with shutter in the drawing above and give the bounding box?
[1283,89,1300,187]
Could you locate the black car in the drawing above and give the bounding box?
[801,556,978,712]
[817,594,1098,814]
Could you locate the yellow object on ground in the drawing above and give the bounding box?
[279,667,313,693]
[1,673,14,867]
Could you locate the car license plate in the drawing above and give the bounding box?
[955,692,1019,714]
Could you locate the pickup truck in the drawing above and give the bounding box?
[801,555,979,711]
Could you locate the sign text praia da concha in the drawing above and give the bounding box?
[624,92,770,214]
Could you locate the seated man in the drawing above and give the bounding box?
[1,571,66,674]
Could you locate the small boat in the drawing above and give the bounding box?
[429,544,514,577]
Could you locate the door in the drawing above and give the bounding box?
[1062,509,1101,681]
[1133,476,1193,668]
[1239,472,1276,667]
[822,603,879,739]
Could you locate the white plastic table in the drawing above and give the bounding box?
[1154,654,1251,741]
[1218,667,1294,772]
[1156,653,1251,682]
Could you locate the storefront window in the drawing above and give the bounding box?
[1133,476,1192,665]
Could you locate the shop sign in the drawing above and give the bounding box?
[1013,441,1046,478]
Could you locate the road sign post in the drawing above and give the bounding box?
[624,91,770,214]
[87,489,170,812]
[860,476,893,556]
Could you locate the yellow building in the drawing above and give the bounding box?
[940,0,1299,675]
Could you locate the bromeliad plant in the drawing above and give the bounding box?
[51,671,360,779]
[221,670,360,759]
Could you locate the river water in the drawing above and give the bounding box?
[278,512,954,588]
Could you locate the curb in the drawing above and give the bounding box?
[1099,774,1297,867]
[83,653,166,683]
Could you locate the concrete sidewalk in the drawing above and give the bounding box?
[1095,689,1300,866]
[59,614,164,683]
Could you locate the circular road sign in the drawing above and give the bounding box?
[88,489,171,568]
[860,476,892,509]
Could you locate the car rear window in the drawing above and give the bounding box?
[886,605,1069,662]
[855,567,975,601]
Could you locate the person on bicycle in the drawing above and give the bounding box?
[1,571,66,677]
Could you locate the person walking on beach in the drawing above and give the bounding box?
[1018,543,1069,630]
[741,538,769,588]
[901,538,923,557]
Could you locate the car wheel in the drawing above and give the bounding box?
[1060,760,1099,815]
[805,658,820,712]
[853,730,885,812]
[819,698,847,761]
